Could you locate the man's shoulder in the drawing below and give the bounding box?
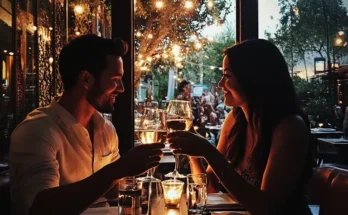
[11,107,60,139]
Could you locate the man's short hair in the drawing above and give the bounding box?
[58,34,128,91]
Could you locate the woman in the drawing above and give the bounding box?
[168,39,313,215]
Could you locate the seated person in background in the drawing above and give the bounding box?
[203,104,219,126]
[176,80,192,102]
[10,35,164,215]
[168,39,313,215]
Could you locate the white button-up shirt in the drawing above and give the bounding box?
[9,99,120,214]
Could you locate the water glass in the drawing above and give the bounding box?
[118,178,142,215]
[141,180,165,215]
[187,173,207,214]
[162,179,185,209]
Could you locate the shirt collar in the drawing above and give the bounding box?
[50,99,106,130]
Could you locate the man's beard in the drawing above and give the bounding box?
[86,85,114,113]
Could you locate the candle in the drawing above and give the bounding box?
[162,179,184,208]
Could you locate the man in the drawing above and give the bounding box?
[9,35,164,215]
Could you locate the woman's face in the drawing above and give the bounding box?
[217,56,246,107]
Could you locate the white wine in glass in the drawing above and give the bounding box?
[135,108,166,182]
[165,100,193,179]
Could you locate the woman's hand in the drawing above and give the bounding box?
[167,131,214,158]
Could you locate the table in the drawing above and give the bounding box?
[317,138,348,165]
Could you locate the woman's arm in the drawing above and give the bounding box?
[189,111,235,193]
[204,115,310,215]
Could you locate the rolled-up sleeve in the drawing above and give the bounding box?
[110,128,120,163]
[10,122,60,215]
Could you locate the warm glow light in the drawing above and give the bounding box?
[136,31,142,37]
[3,50,7,53]
[155,1,164,8]
[172,45,181,56]
[185,1,193,9]
[49,27,53,31]
[9,52,14,56]
[32,26,37,31]
[148,34,153,39]
[335,38,343,46]
[339,100,343,104]
[173,75,177,78]
[210,66,215,70]
[318,123,324,127]
[74,5,84,14]
[49,57,54,64]
[147,57,152,62]
[194,42,202,49]
[219,67,223,70]
[139,54,143,59]
[75,31,81,36]
[156,54,161,59]
[163,53,168,58]
[338,31,345,36]
[207,1,214,9]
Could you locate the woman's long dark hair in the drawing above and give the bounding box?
[224,39,312,182]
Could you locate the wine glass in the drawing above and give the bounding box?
[165,100,193,179]
[135,107,167,182]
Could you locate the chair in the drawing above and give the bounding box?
[328,169,348,214]
[307,165,348,215]
[0,170,11,215]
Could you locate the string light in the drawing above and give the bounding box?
[3,50,7,53]
[338,31,345,36]
[75,31,81,35]
[207,1,214,9]
[147,34,153,39]
[49,27,53,31]
[74,5,84,14]
[147,57,152,62]
[139,54,143,59]
[155,1,164,9]
[185,1,193,9]
[210,66,215,70]
[194,42,202,49]
[156,54,161,59]
[136,31,142,37]
[49,57,54,64]
[9,52,14,56]
[335,38,343,46]
[32,26,37,31]
[163,53,169,58]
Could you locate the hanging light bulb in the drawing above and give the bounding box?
[74,5,84,14]
[155,1,164,9]
[194,42,202,50]
[185,1,193,9]
[207,1,214,9]
[136,31,142,37]
[148,34,153,39]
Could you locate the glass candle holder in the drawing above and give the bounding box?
[161,179,184,209]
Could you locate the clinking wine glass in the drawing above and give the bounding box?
[165,100,193,179]
[135,107,167,182]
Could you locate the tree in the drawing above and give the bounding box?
[134,0,233,89]
[181,23,235,85]
[267,0,348,74]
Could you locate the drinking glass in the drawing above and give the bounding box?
[187,173,208,214]
[118,178,143,215]
[135,107,167,182]
[141,180,165,215]
[165,100,193,179]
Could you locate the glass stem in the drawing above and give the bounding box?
[174,155,180,175]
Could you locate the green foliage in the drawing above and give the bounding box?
[267,0,348,71]
[181,25,235,85]
[292,76,331,117]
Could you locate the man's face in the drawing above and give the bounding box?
[86,56,125,113]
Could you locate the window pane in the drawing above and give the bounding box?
[259,0,348,127]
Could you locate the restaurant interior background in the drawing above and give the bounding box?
[0,0,348,160]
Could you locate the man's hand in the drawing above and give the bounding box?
[108,143,165,178]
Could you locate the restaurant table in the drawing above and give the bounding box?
[310,128,344,138]
[82,193,320,215]
[317,138,348,165]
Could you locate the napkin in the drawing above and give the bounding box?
[207,193,243,211]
